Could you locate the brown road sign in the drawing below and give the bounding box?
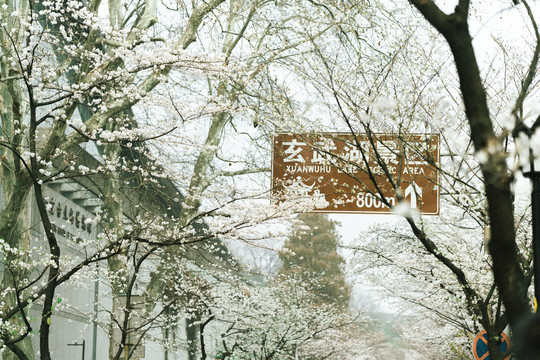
[272,133,440,215]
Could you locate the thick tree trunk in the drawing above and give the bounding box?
[186,314,200,360]
[101,123,129,360]
[445,27,529,327]
[0,175,35,360]
[408,0,537,358]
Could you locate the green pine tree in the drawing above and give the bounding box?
[279,213,351,307]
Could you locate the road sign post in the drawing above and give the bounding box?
[272,133,439,214]
[67,339,85,360]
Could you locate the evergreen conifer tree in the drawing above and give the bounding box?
[279,213,351,307]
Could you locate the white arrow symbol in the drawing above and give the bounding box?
[404,182,422,208]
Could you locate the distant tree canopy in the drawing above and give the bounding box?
[279,213,350,307]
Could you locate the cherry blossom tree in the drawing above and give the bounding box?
[0,0,233,355]
[264,1,540,359]
[402,1,540,358]
[1,0,366,359]
[203,273,362,360]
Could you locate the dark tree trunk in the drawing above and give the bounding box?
[407,0,538,358]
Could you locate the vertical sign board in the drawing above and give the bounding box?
[41,188,98,245]
[272,133,439,214]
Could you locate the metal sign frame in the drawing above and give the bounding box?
[272,132,440,215]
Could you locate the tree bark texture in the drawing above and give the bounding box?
[408,0,538,358]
